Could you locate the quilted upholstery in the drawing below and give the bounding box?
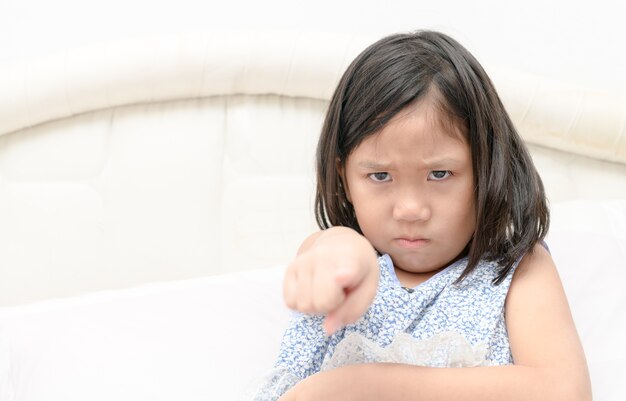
[0,31,625,305]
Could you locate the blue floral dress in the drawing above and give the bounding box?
[252,253,521,401]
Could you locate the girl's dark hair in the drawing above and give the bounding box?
[314,30,549,284]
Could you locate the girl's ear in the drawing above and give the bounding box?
[336,158,352,204]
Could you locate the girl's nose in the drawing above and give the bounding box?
[392,191,432,222]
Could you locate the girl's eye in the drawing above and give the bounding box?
[368,172,391,182]
[428,170,452,181]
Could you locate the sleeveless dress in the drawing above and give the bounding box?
[251,253,521,401]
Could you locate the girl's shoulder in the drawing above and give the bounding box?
[505,242,564,323]
[508,243,556,291]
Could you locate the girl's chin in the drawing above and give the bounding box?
[387,253,440,273]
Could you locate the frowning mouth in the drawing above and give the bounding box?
[395,238,430,249]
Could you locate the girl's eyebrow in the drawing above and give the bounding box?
[423,157,465,168]
[357,157,465,170]
[357,161,395,170]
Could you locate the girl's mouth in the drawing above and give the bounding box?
[395,238,430,249]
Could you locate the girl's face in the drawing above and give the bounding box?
[343,99,476,280]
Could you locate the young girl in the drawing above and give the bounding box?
[253,30,591,401]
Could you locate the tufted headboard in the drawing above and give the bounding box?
[1,31,626,306]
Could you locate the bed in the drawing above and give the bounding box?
[0,31,625,401]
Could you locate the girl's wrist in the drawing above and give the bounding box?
[319,226,377,260]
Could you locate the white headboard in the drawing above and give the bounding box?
[1,31,625,306]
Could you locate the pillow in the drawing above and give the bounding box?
[0,265,291,401]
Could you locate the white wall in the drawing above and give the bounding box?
[1,0,625,96]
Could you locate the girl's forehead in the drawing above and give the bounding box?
[396,97,466,138]
[351,101,469,161]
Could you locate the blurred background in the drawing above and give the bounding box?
[0,0,625,97]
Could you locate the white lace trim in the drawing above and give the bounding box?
[321,331,487,370]
[245,367,300,401]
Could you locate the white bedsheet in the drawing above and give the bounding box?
[1,199,625,401]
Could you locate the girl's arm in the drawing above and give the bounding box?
[279,244,592,401]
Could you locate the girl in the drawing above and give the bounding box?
[253,30,591,401]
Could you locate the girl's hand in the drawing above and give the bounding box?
[283,227,379,335]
